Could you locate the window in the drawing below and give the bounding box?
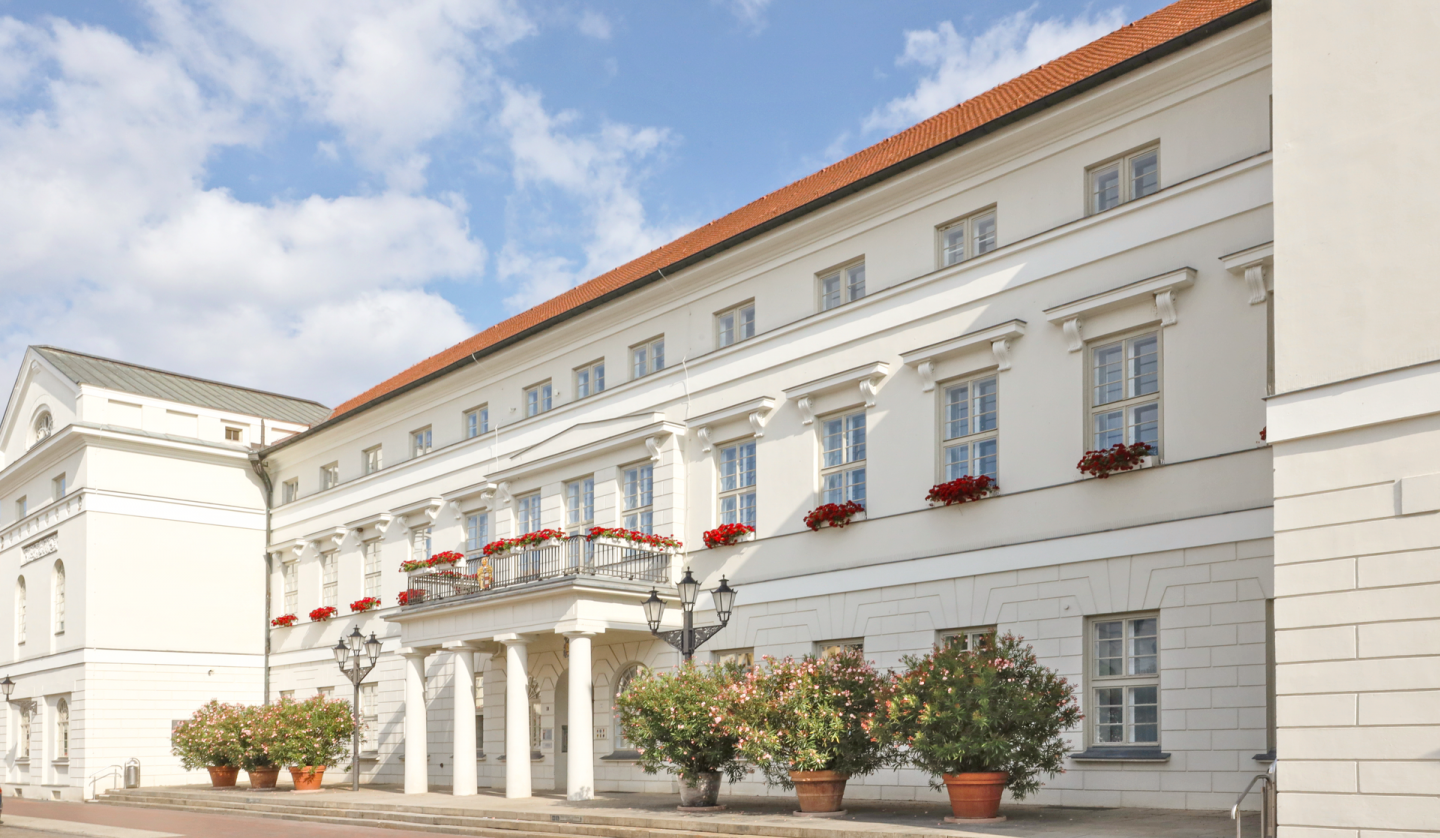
[474,672,485,755]
[717,440,756,527]
[16,576,26,645]
[528,677,542,751]
[941,627,995,653]
[622,464,654,533]
[33,411,53,446]
[317,687,334,699]
[360,683,379,752]
[565,478,595,567]
[56,699,69,759]
[362,446,383,476]
[320,463,339,491]
[1087,145,1160,215]
[321,552,338,608]
[817,640,863,659]
[818,261,866,311]
[53,561,65,635]
[15,497,26,519]
[515,493,542,535]
[411,427,432,458]
[1090,614,1160,746]
[465,513,489,555]
[630,338,665,379]
[53,474,66,500]
[614,664,645,749]
[279,690,295,701]
[716,303,755,348]
[525,382,552,417]
[412,527,433,562]
[939,209,997,267]
[820,411,866,506]
[465,406,489,439]
[224,425,244,443]
[281,480,298,504]
[363,541,382,600]
[942,375,998,481]
[1090,332,1160,453]
[19,706,31,761]
[283,560,298,615]
[575,361,606,399]
[714,648,754,668]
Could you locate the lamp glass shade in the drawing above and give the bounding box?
[347,626,365,654]
[0,676,13,698]
[676,568,700,611]
[642,589,665,632]
[365,632,382,663]
[712,576,736,624]
[332,639,350,666]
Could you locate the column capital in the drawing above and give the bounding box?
[493,633,530,646]
[557,625,604,637]
[442,639,497,653]
[399,645,439,659]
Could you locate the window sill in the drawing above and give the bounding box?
[1070,748,1170,763]
[1078,455,1157,480]
[601,750,643,762]
[51,758,69,765]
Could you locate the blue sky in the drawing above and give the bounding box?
[0,0,1168,406]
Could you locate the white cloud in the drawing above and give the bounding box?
[864,6,1126,134]
[717,0,772,32]
[577,10,612,40]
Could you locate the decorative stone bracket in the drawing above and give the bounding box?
[691,397,777,452]
[900,320,1027,392]
[1221,242,1274,305]
[783,362,890,425]
[1044,268,1197,352]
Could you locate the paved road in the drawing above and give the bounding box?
[1,798,445,838]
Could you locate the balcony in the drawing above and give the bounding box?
[401,534,673,607]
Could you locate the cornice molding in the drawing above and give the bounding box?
[1044,268,1196,351]
[1220,241,1273,305]
[784,362,890,425]
[900,320,1027,392]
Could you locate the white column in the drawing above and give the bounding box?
[446,642,478,796]
[401,648,430,794]
[565,633,595,801]
[499,634,532,798]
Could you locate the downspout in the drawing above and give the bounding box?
[250,451,274,705]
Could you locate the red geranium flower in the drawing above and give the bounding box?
[309,606,338,622]
[270,614,298,628]
[703,523,755,549]
[803,500,865,532]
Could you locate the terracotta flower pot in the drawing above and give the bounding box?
[790,770,848,813]
[942,772,1008,820]
[246,767,280,789]
[678,771,721,808]
[288,765,325,792]
[207,765,239,788]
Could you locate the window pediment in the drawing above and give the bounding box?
[1044,268,1195,352]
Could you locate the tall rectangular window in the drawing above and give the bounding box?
[516,493,542,535]
[818,262,865,311]
[362,446,382,476]
[623,464,654,533]
[360,682,379,752]
[321,552,338,608]
[939,209,998,267]
[1090,332,1160,453]
[363,541,382,600]
[465,406,489,439]
[565,478,595,534]
[1090,614,1160,746]
[630,338,665,379]
[412,527,433,562]
[718,440,756,527]
[942,375,998,480]
[283,560,298,615]
[411,427,432,458]
[716,303,756,348]
[465,513,490,554]
[525,382,552,417]
[575,361,606,399]
[53,474,66,500]
[280,481,298,504]
[1087,145,1160,215]
[320,463,339,490]
[820,411,866,506]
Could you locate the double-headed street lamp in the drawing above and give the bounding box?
[643,569,737,661]
[333,626,383,792]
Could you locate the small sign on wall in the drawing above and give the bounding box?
[594,727,609,740]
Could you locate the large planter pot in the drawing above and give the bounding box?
[246,767,280,790]
[790,770,848,813]
[206,765,239,788]
[678,771,721,808]
[942,772,1008,820]
[288,765,325,792]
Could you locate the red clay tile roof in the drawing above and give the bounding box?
[327,0,1264,422]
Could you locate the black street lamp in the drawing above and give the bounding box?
[0,675,13,700]
[644,571,738,661]
[333,626,383,792]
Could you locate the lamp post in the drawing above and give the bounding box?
[643,570,737,661]
[333,626,383,792]
[0,675,13,701]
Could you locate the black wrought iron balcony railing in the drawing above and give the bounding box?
[401,534,673,607]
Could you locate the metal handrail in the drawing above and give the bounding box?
[1231,760,1277,838]
[84,764,123,801]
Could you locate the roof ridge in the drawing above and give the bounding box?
[33,345,329,408]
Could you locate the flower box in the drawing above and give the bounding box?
[1076,443,1155,479]
[926,475,998,507]
[481,529,567,557]
[703,523,755,549]
[399,550,464,573]
[349,597,381,614]
[309,606,338,622]
[803,500,865,531]
[270,614,298,628]
[586,527,683,553]
[397,588,425,606]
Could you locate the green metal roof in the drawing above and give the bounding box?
[34,346,330,426]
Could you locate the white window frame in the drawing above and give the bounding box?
[411,426,433,458]
[525,382,552,418]
[321,552,338,608]
[465,513,490,555]
[282,560,298,615]
[362,446,382,476]
[53,561,64,635]
[475,671,485,755]
[1089,330,1161,454]
[574,360,606,399]
[224,425,244,443]
[630,337,665,380]
[53,474,66,500]
[56,698,69,759]
[817,639,864,659]
[412,527,433,562]
[465,405,490,439]
[818,260,866,311]
[717,439,756,527]
[713,648,755,668]
[565,477,596,567]
[622,463,654,533]
[716,302,756,348]
[15,576,25,645]
[320,462,339,491]
[1088,612,1161,748]
[19,706,30,761]
[940,626,995,653]
[515,493,542,535]
[614,664,645,750]
[937,207,998,268]
[941,373,999,481]
[819,410,866,507]
[15,497,26,520]
[360,682,379,752]
[1086,144,1160,215]
[363,540,382,601]
[280,481,298,505]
